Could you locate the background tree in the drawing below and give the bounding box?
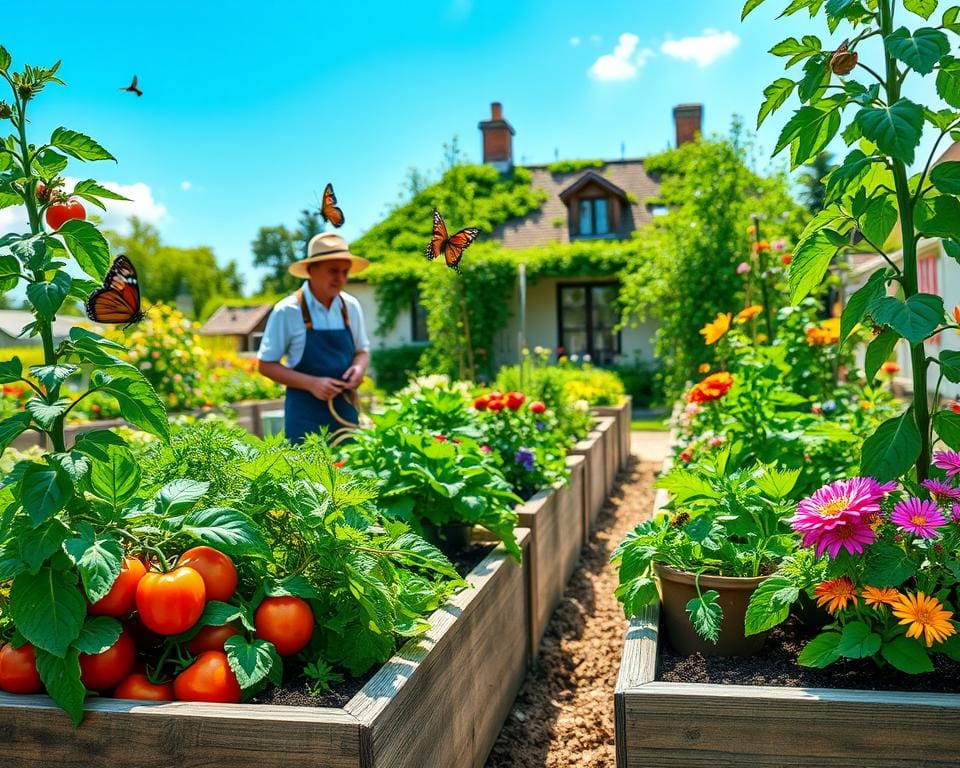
[251,207,326,295]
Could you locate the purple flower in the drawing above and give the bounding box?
[922,479,960,505]
[933,451,960,479]
[515,447,536,472]
[891,497,946,539]
[953,503,960,523]
[535,420,546,432]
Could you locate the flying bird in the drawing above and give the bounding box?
[120,76,143,97]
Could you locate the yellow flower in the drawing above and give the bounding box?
[757,333,768,343]
[814,576,857,614]
[891,591,956,647]
[698,363,711,374]
[862,585,900,609]
[699,313,732,345]
[860,400,874,411]
[736,305,763,324]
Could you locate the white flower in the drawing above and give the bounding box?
[582,354,592,363]
[570,354,580,363]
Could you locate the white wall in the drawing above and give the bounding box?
[347,282,417,349]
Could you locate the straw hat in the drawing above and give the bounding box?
[288,233,370,279]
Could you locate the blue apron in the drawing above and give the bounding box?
[284,289,359,445]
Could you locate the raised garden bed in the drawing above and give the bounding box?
[566,453,588,545]
[0,530,532,768]
[569,431,605,529]
[593,415,619,499]
[594,395,632,472]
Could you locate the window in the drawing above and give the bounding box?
[577,198,609,236]
[411,290,429,343]
[557,283,621,365]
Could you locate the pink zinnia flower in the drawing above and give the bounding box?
[953,503,960,523]
[891,498,946,539]
[791,477,896,558]
[737,262,751,275]
[933,451,960,479]
[922,479,960,505]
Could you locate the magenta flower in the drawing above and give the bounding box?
[736,262,751,275]
[922,478,960,505]
[891,498,946,539]
[953,503,960,523]
[933,451,960,479]
[791,477,896,558]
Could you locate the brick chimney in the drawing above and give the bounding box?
[478,102,515,172]
[673,103,703,147]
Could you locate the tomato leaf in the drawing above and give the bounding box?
[841,268,888,343]
[10,567,86,657]
[34,647,86,726]
[196,600,245,627]
[386,532,460,581]
[26,270,72,321]
[50,127,116,162]
[73,616,122,655]
[20,462,74,526]
[885,26,950,74]
[934,410,960,450]
[29,363,79,392]
[868,293,945,344]
[90,369,169,442]
[25,397,71,431]
[757,78,796,128]
[855,100,925,165]
[939,350,960,383]
[71,179,131,211]
[0,413,32,454]
[930,161,960,195]
[686,589,722,643]
[789,229,843,303]
[937,55,960,108]
[224,636,281,689]
[882,636,934,673]
[865,328,900,383]
[264,575,322,600]
[16,518,70,574]
[860,407,923,482]
[154,478,210,517]
[177,506,270,557]
[904,0,939,19]
[63,523,124,603]
[88,444,141,509]
[57,219,111,282]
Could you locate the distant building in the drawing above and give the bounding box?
[198,304,273,353]
[0,310,92,346]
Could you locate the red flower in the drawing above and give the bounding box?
[506,391,526,410]
[434,434,447,442]
[679,448,694,463]
[333,459,347,468]
[949,401,960,415]
[529,401,546,414]
[488,399,506,413]
[780,254,792,266]
[480,444,492,454]
[473,396,489,411]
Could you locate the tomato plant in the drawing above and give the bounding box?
[88,556,147,617]
[177,546,237,602]
[44,198,85,230]
[254,596,314,657]
[173,651,241,703]
[79,631,136,692]
[187,624,240,655]
[112,673,174,701]
[135,567,206,635]
[0,642,43,694]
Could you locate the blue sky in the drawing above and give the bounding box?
[0,1,946,294]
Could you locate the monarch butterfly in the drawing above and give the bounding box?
[320,182,344,228]
[424,209,479,273]
[85,254,144,326]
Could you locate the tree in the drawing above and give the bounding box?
[251,207,326,295]
[797,151,832,215]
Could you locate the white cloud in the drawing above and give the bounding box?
[569,36,581,47]
[180,180,192,191]
[589,33,654,81]
[660,29,740,68]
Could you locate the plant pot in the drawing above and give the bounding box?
[653,563,768,656]
[422,522,473,555]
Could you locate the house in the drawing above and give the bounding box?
[0,310,92,347]
[198,303,273,354]
[348,102,703,370]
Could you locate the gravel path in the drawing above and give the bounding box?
[486,458,657,768]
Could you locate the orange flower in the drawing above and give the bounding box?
[685,372,734,404]
[862,585,900,609]
[751,239,770,254]
[806,318,841,346]
[891,591,957,647]
[954,305,960,335]
[881,361,900,375]
[814,576,857,614]
[699,313,732,345]
[736,305,763,324]
[698,363,711,374]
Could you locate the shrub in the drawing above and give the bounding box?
[371,344,428,394]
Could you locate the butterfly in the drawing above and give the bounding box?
[424,209,479,273]
[319,182,344,228]
[85,255,145,326]
[120,75,143,97]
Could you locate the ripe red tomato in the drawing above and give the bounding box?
[44,198,85,230]
[79,631,136,692]
[177,546,237,602]
[254,596,314,657]
[173,651,241,703]
[0,642,43,694]
[113,673,174,701]
[187,624,240,655]
[135,566,206,635]
[89,556,147,617]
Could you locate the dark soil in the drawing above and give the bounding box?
[251,542,496,709]
[660,613,960,693]
[486,458,657,768]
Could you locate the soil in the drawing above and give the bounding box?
[486,458,657,768]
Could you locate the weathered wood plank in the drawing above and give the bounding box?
[515,489,558,656]
[592,416,618,497]
[553,476,584,589]
[570,432,604,528]
[347,529,531,768]
[566,454,587,546]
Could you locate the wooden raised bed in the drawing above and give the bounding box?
[0,530,532,768]
[594,395,632,472]
[570,431,605,529]
[592,415,619,499]
[566,453,588,545]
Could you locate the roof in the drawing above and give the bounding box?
[0,310,93,341]
[199,304,273,336]
[558,171,628,203]
[490,159,660,250]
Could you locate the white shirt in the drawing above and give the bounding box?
[257,283,370,368]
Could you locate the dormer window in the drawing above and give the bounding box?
[559,170,629,240]
[578,198,609,236]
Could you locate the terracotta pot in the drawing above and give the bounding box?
[654,563,769,656]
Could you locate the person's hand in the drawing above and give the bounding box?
[309,376,345,401]
[341,365,364,389]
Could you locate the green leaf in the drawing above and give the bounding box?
[742,0,767,19]
[865,328,900,383]
[753,467,801,500]
[63,523,124,603]
[0,46,10,72]
[775,104,842,168]
[0,356,23,383]
[72,429,128,462]
[885,27,949,74]
[51,451,92,486]
[91,369,169,441]
[0,254,21,292]
[841,269,888,343]
[936,55,960,108]
[25,397,71,430]
[17,518,70,573]
[904,0,939,18]
[856,100,925,164]
[57,219,111,281]
[686,589,722,644]
[864,542,918,587]
[615,575,659,617]
[26,270,72,320]
[178,507,270,557]
[944,5,960,25]
[196,600,245,628]
[70,179,131,211]
[74,616,122,654]
[29,364,79,392]
[798,631,842,667]
[387,532,460,580]
[744,575,798,636]
[798,54,831,103]
[860,407,923,482]
[837,621,882,659]
[915,195,960,239]
[824,149,879,203]
[769,35,823,67]
[939,350,960,382]
[50,127,116,162]
[869,293,945,344]
[10,567,86,657]
[655,468,721,502]
[684,516,723,550]
[89,444,141,508]
[882,636,934,673]
[21,462,74,526]
[934,410,960,449]
[757,78,797,128]
[224,636,281,689]
[0,413,32,454]
[265,575,322,600]
[789,230,842,303]
[32,149,69,180]
[930,161,960,194]
[859,196,899,246]
[153,478,210,517]
[34,648,86,726]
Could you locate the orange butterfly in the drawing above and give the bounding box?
[424,209,479,273]
[320,182,344,228]
[85,255,144,326]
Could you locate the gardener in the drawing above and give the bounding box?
[257,232,370,444]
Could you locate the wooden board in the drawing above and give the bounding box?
[516,488,559,656]
[594,397,632,471]
[570,432,604,528]
[566,454,588,546]
[592,416,618,499]
[553,475,584,589]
